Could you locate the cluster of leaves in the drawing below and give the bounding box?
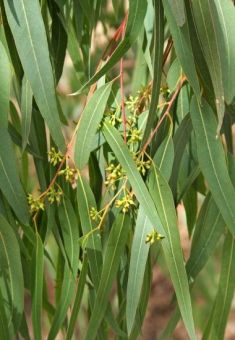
[0,0,235,339]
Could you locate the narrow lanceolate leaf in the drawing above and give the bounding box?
[0,41,11,128]
[142,0,164,144]
[0,128,29,224]
[67,256,88,340]
[0,215,24,334]
[163,1,200,98]
[214,0,235,104]
[190,96,235,236]
[126,206,152,335]
[102,123,195,339]
[203,233,235,340]
[75,82,112,169]
[149,165,195,340]
[71,0,148,94]
[153,129,174,181]
[169,113,192,200]
[4,0,65,151]
[186,194,224,280]
[77,174,102,288]
[31,233,44,340]
[0,287,10,339]
[167,0,185,27]
[48,199,79,340]
[21,76,33,150]
[191,0,225,131]
[85,214,130,340]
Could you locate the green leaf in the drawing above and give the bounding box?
[203,232,235,339]
[0,128,29,224]
[66,256,88,340]
[167,0,185,27]
[75,82,112,169]
[153,128,174,181]
[0,215,24,334]
[186,194,224,280]
[71,0,148,94]
[148,165,195,340]
[126,206,152,334]
[102,123,195,339]
[169,113,192,200]
[85,213,130,340]
[214,0,235,104]
[190,96,235,236]
[31,233,44,340]
[142,0,164,144]
[163,1,200,97]
[76,174,102,288]
[21,75,33,151]
[4,0,65,151]
[0,287,10,339]
[190,0,225,131]
[48,198,79,339]
[0,41,11,128]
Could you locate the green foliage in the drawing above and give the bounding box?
[0,0,234,339]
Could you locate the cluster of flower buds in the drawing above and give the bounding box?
[127,128,142,144]
[145,230,165,245]
[47,186,63,204]
[134,155,151,176]
[27,194,44,213]
[58,165,78,183]
[89,207,102,222]
[115,193,135,213]
[105,163,125,190]
[48,147,63,166]
[104,107,122,127]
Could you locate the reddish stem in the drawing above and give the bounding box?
[141,76,186,154]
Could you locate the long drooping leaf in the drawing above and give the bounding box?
[142,0,164,144]
[169,113,192,200]
[190,0,225,131]
[48,199,79,339]
[153,128,174,181]
[0,128,29,224]
[126,206,152,335]
[75,82,112,169]
[187,194,225,280]
[0,215,24,334]
[149,165,195,339]
[85,214,130,340]
[21,75,33,150]
[190,96,235,236]
[163,1,200,97]
[66,256,88,340]
[0,286,10,339]
[76,174,102,288]
[4,0,65,151]
[0,41,11,128]
[203,233,235,339]
[167,0,185,27]
[71,0,148,94]
[213,0,235,105]
[102,123,195,339]
[31,233,44,340]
